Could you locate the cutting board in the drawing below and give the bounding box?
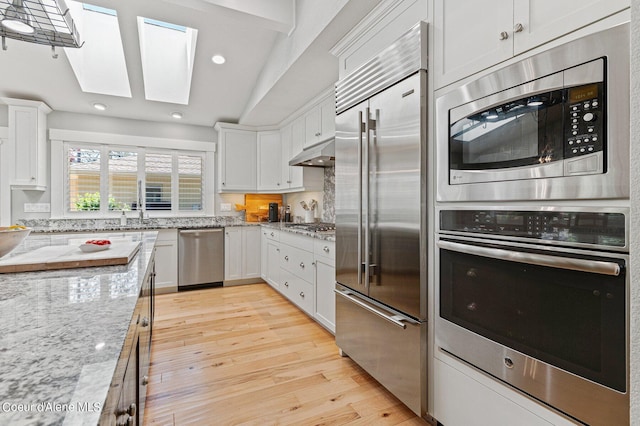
[0,241,141,273]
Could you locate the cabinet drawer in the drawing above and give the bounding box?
[263,227,280,242]
[280,243,314,283]
[280,269,314,316]
[280,231,314,252]
[314,239,335,265]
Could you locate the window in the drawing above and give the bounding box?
[65,143,205,215]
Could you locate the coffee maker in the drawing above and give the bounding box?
[268,203,279,222]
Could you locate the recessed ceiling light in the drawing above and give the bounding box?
[171,112,183,119]
[211,54,226,65]
[93,102,107,111]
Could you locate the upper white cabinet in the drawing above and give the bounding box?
[2,98,51,190]
[280,123,324,192]
[303,94,336,149]
[433,0,629,88]
[257,130,282,191]
[216,123,257,192]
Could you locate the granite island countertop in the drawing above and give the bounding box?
[0,231,157,426]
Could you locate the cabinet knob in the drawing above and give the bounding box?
[323,246,330,252]
[312,261,316,266]
[299,291,305,298]
[514,23,524,33]
[141,317,150,327]
[499,31,509,40]
[142,375,149,386]
[284,255,289,261]
[299,262,305,269]
[277,182,280,186]
[284,281,289,287]
[315,132,321,137]
[270,232,274,237]
[286,180,291,184]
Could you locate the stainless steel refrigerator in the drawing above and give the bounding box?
[334,22,428,418]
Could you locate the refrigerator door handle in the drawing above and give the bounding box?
[335,288,418,329]
[357,110,364,286]
[364,107,374,291]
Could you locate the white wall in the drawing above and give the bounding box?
[629,1,639,424]
[9,111,217,222]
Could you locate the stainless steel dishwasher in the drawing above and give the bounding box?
[178,228,224,290]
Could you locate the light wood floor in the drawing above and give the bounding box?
[143,283,426,425]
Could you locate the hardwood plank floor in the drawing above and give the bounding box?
[143,283,427,425]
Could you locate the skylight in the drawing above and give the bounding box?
[137,16,197,105]
[64,2,131,98]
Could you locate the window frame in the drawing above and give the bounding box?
[50,129,215,219]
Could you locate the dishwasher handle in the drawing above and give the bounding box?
[179,228,224,236]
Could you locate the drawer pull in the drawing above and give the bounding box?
[323,246,330,252]
[299,262,305,269]
[299,291,305,298]
[284,281,289,287]
[284,255,289,261]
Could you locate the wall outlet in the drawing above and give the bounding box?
[24,203,51,213]
[220,203,232,212]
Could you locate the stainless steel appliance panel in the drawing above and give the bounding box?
[335,99,368,296]
[335,284,426,415]
[436,23,629,202]
[178,228,224,289]
[367,73,423,319]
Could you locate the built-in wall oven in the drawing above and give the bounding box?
[436,207,628,426]
[435,22,629,202]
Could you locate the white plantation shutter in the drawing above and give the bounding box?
[178,154,203,211]
[63,142,206,215]
[108,150,138,211]
[145,152,173,210]
[68,147,102,211]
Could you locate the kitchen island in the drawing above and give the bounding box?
[0,231,157,425]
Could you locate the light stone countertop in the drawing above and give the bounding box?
[260,223,335,242]
[0,231,157,426]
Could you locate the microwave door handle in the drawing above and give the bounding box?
[437,240,621,276]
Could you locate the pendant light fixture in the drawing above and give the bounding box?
[1,0,34,34]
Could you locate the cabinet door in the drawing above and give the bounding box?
[224,227,243,280]
[9,104,49,189]
[513,0,629,54]
[219,130,256,192]
[304,107,321,149]
[154,230,177,293]
[242,226,262,279]
[434,0,513,89]
[319,95,336,143]
[257,131,282,191]
[266,241,281,288]
[280,124,293,189]
[315,259,336,333]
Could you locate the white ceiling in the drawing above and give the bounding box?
[0,0,380,128]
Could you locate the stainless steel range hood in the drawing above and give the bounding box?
[289,139,334,167]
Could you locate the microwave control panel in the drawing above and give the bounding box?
[439,209,625,247]
[565,82,605,158]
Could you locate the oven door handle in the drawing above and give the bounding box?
[437,240,621,276]
[335,288,418,329]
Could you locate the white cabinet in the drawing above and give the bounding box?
[261,228,281,288]
[280,123,324,192]
[1,98,51,190]
[303,94,335,149]
[261,226,335,333]
[314,239,335,333]
[154,229,178,293]
[257,130,282,191]
[215,123,257,192]
[224,226,261,282]
[434,0,629,88]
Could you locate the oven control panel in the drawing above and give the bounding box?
[565,82,605,159]
[440,210,625,247]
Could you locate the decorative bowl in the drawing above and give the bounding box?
[0,227,31,258]
[79,243,111,253]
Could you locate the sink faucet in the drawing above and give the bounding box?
[137,180,145,224]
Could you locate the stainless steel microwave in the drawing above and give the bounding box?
[436,23,629,202]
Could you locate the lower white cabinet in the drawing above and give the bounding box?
[261,225,335,333]
[154,229,178,293]
[224,226,261,282]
